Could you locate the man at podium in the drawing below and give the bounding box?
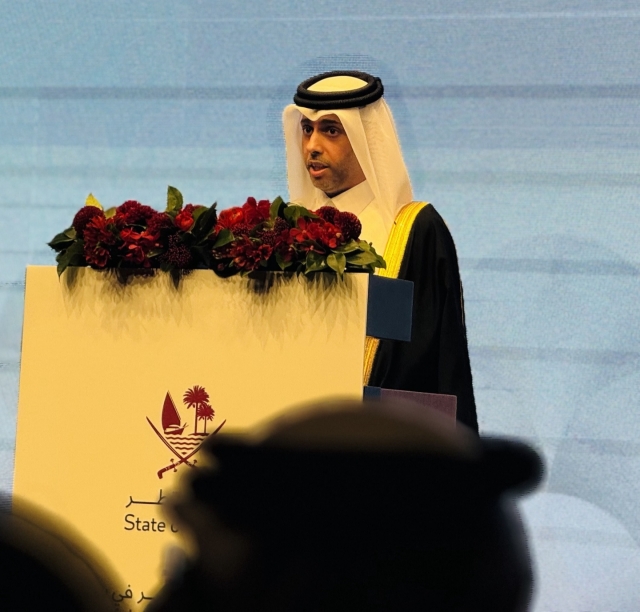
[282,71,479,432]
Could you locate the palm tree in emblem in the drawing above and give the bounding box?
[183,385,210,435]
[197,403,215,434]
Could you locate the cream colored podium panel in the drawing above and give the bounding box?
[14,267,369,608]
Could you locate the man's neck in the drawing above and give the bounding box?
[320,180,374,217]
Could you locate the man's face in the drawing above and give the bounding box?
[301,114,366,198]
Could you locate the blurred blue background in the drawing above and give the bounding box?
[1,2,639,608]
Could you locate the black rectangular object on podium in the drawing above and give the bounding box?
[366,275,413,342]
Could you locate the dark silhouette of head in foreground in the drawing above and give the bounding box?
[149,399,543,612]
[0,496,116,612]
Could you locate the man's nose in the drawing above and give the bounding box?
[305,130,323,155]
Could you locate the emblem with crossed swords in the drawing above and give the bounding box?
[148,388,226,479]
[147,417,226,479]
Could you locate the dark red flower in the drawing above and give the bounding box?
[273,217,289,233]
[119,227,158,266]
[335,211,362,241]
[115,200,156,225]
[85,246,110,268]
[83,215,117,247]
[258,228,284,249]
[315,206,338,224]
[72,206,104,237]
[123,244,147,265]
[230,222,253,237]
[229,237,273,271]
[289,217,344,251]
[147,212,174,234]
[83,215,116,267]
[162,234,192,268]
[140,228,161,248]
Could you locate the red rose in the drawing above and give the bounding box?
[175,211,194,231]
[241,197,271,226]
[216,206,245,231]
[257,199,270,219]
[175,204,199,231]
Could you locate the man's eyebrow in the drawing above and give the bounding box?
[318,118,341,126]
[300,118,342,127]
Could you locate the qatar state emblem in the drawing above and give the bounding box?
[147,385,225,479]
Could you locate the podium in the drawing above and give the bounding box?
[13,266,452,607]
[12,267,370,606]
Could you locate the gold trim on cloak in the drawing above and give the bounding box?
[363,201,429,385]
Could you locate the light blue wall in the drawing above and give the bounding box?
[2,2,639,608]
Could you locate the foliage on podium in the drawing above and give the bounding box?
[48,187,385,280]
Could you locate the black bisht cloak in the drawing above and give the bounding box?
[368,203,479,432]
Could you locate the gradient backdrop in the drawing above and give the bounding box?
[1,2,639,609]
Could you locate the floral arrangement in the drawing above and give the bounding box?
[48,186,386,279]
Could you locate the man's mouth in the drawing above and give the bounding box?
[307,161,329,179]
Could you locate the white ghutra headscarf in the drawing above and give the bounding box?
[282,73,413,253]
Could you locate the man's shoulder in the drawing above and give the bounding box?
[401,202,453,241]
[396,202,462,280]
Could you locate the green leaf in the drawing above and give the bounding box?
[305,251,327,273]
[104,206,117,219]
[346,251,379,266]
[275,250,292,271]
[212,228,234,249]
[166,186,184,214]
[333,240,360,254]
[192,206,207,222]
[193,204,218,239]
[48,228,75,251]
[49,240,74,253]
[326,252,346,276]
[56,240,85,276]
[283,205,300,225]
[269,196,285,219]
[283,204,318,225]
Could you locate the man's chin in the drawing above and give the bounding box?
[308,176,331,193]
